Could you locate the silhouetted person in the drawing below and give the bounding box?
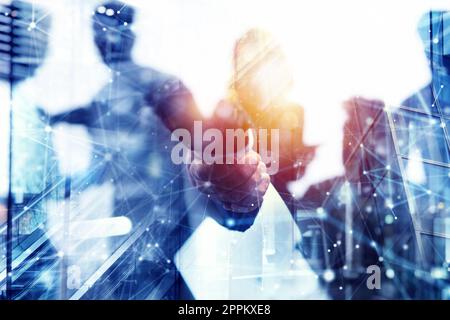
[41,1,269,299]
[402,11,450,116]
[188,29,316,228]
[41,1,193,299]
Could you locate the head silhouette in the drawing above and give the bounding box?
[417,11,450,75]
[92,1,135,66]
[231,28,294,115]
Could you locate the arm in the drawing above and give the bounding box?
[38,105,94,127]
[146,77,202,133]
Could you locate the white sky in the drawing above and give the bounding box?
[2,0,450,194]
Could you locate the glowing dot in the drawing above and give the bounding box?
[44,125,52,133]
[106,8,115,16]
[385,199,394,209]
[355,244,360,249]
[323,269,335,282]
[433,38,439,44]
[431,268,446,279]
[29,21,36,29]
[385,215,394,224]
[226,218,235,227]
[316,207,327,219]
[97,6,106,14]
[386,269,395,279]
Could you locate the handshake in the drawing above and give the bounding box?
[188,147,271,213]
[184,99,273,214]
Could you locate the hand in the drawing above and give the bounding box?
[188,149,270,213]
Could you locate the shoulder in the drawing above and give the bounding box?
[139,66,183,90]
[343,96,385,111]
[144,68,191,103]
[343,96,385,125]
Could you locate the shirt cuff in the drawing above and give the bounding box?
[210,205,260,232]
